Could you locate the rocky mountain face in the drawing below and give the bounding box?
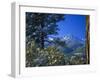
[45,34,85,56]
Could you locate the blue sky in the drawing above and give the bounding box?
[56,14,86,40]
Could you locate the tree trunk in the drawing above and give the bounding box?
[40,31,44,49]
[40,18,45,49]
[86,15,90,64]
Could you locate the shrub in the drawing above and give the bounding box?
[26,40,87,67]
[26,40,65,67]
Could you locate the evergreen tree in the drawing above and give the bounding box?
[26,12,65,49]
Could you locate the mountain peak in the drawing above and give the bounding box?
[63,34,74,40]
[63,34,84,43]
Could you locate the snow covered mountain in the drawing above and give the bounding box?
[45,34,85,54]
[61,34,85,49]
